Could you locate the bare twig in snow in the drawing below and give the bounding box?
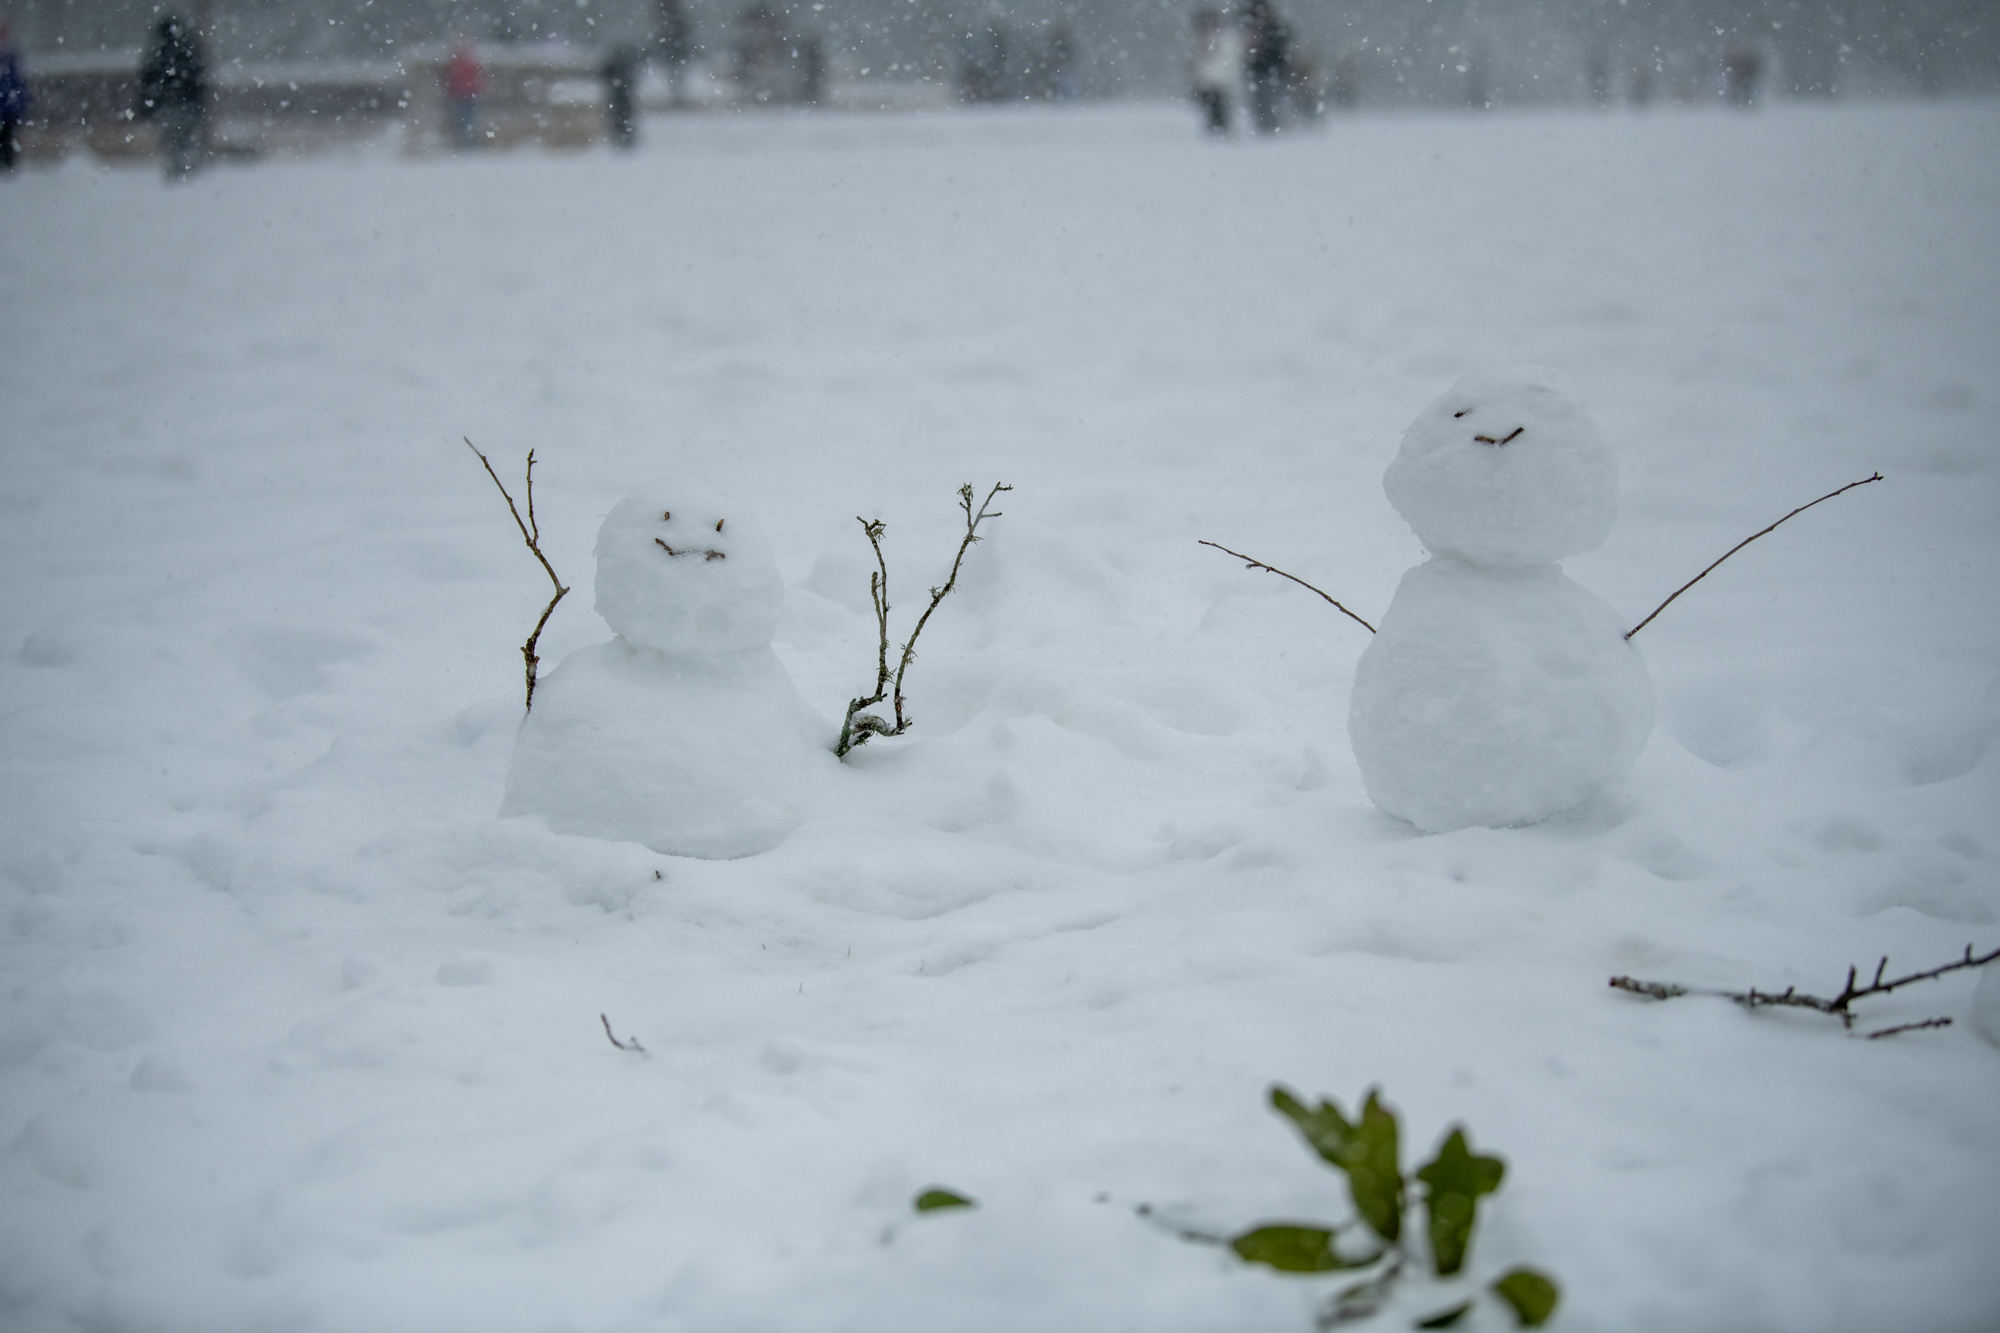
[465,438,570,711]
[1610,942,1997,1035]
[1199,540,1376,635]
[836,484,1010,758]
[1865,1017,1953,1040]
[600,1013,645,1054]
[1625,472,1883,640]
[891,483,1010,731]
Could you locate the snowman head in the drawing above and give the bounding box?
[594,477,785,656]
[1383,366,1618,569]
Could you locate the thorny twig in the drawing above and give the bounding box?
[1199,540,1377,635]
[1865,1017,1953,1040]
[1625,472,1883,640]
[836,484,1010,757]
[600,1013,646,1054]
[465,438,570,711]
[1609,942,1998,1036]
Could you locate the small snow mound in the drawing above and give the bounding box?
[594,477,784,656]
[1385,365,1618,569]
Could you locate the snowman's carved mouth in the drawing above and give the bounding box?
[1472,427,1524,446]
[656,537,727,561]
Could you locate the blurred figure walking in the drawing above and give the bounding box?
[603,44,642,149]
[1188,8,1239,135]
[1242,0,1291,135]
[0,23,29,172]
[1722,47,1761,107]
[138,14,207,180]
[444,38,484,149]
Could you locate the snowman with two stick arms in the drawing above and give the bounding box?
[1322,365,1877,833]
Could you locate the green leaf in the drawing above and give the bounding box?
[1414,1128,1505,1276]
[912,1187,975,1213]
[1414,1299,1474,1329]
[1230,1224,1381,1274]
[1490,1267,1561,1328]
[1269,1084,1404,1244]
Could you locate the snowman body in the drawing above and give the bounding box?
[502,477,821,859]
[1348,368,1654,833]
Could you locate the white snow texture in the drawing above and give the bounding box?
[1384,365,1618,569]
[502,479,821,858]
[6,102,2000,1333]
[1353,368,1651,832]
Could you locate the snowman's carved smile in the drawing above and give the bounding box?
[655,511,728,561]
[655,539,726,560]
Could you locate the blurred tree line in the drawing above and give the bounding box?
[9,0,1997,102]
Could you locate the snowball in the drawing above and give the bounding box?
[1348,558,1655,833]
[1385,366,1618,569]
[1974,965,2000,1050]
[594,477,784,657]
[503,641,820,859]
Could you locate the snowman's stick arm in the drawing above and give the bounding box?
[1624,472,1883,641]
[890,483,1011,729]
[1199,540,1376,635]
[465,438,572,710]
[835,518,894,758]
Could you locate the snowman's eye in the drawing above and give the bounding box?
[715,519,725,532]
[1453,409,1469,418]
[662,511,671,521]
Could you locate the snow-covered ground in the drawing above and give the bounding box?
[3,99,1997,1332]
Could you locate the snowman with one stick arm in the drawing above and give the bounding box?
[503,477,824,858]
[1207,365,1880,834]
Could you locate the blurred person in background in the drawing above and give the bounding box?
[138,14,207,180]
[444,38,483,149]
[603,44,641,148]
[1188,8,1238,135]
[1242,0,1290,134]
[1723,46,1761,106]
[0,21,29,172]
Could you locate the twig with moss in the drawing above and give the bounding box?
[1199,540,1376,635]
[836,483,1010,758]
[1610,941,1997,1037]
[465,438,570,711]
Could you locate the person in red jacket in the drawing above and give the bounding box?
[444,38,483,149]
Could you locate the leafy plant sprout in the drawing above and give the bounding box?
[1148,1085,1560,1329]
[836,482,1010,758]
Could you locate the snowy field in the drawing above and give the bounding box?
[3,98,1999,1332]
